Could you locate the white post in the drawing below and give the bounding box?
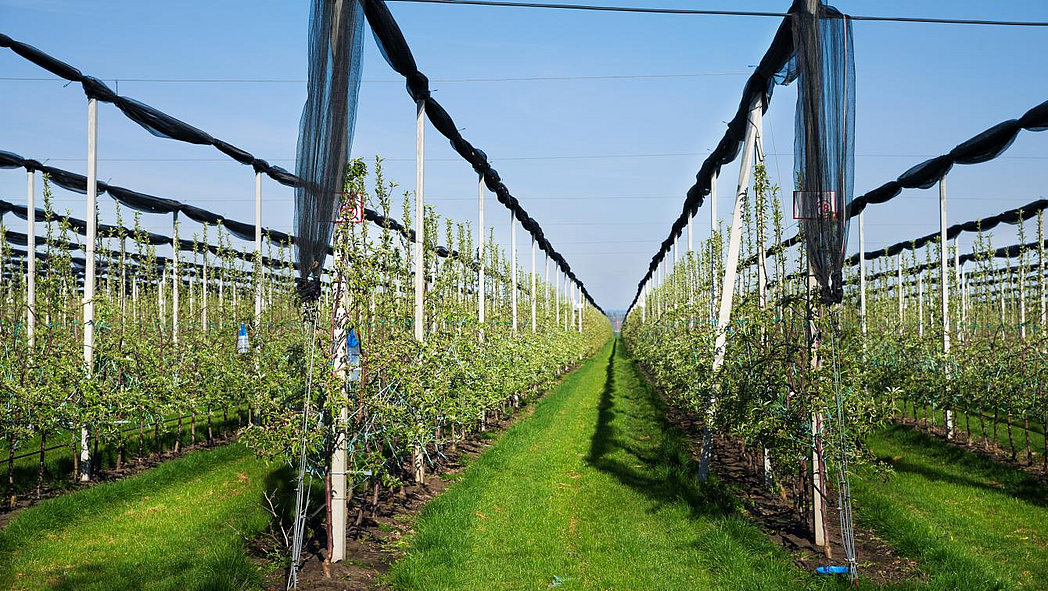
[578,283,583,333]
[710,172,719,324]
[918,272,924,338]
[218,259,224,318]
[202,242,208,328]
[172,212,180,344]
[159,267,166,325]
[478,174,485,341]
[26,169,35,349]
[510,211,518,334]
[1040,212,1046,329]
[413,99,426,483]
[897,254,904,327]
[672,236,679,312]
[254,171,262,328]
[641,280,647,323]
[555,268,561,326]
[81,98,99,482]
[687,213,695,321]
[688,212,694,253]
[699,95,761,482]
[859,212,867,338]
[329,239,350,563]
[570,278,578,331]
[544,254,550,325]
[572,283,577,331]
[939,178,953,439]
[414,99,425,343]
[531,236,537,333]
[752,124,773,489]
[954,236,961,339]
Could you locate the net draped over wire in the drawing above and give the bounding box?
[294,0,366,295]
[786,3,855,303]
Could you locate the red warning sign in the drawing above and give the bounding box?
[336,192,365,224]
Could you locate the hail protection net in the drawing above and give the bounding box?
[791,3,855,303]
[294,0,365,297]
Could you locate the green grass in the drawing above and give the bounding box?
[853,425,1048,590]
[0,443,276,591]
[389,339,847,590]
[7,343,1046,591]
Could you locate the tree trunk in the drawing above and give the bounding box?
[979,406,987,447]
[1024,416,1032,465]
[1006,413,1017,461]
[7,441,15,508]
[72,432,79,482]
[36,432,46,501]
[175,416,183,454]
[370,480,380,519]
[325,473,333,563]
[992,407,999,450]
[1043,414,1048,470]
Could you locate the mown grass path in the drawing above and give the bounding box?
[0,443,274,591]
[389,339,836,590]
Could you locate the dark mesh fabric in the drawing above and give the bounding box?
[792,2,855,304]
[294,0,365,286]
[2,16,604,312]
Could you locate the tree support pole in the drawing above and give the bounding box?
[709,172,719,326]
[511,212,517,335]
[531,235,537,333]
[699,94,762,482]
[478,173,485,342]
[81,98,98,482]
[413,99,426,483]
[26,169,35,349]
[940,177,953,439]
[329,235,350,563]
[859,212,867,340]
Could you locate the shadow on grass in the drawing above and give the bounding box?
[586,340,739,520]
[879,425,1048,510]
[37,541,259,591]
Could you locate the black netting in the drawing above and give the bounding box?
[2,18,605,313]
[625,3,799,314]
[845,197,1048,265]
[293,0,365,288]
[748,96,1048,271]
[790,3,855,304]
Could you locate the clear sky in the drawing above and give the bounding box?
[1,0,1046,311]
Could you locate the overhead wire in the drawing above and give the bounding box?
[389,0,1048,27]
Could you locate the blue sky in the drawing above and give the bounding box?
[1,0,1046,310]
